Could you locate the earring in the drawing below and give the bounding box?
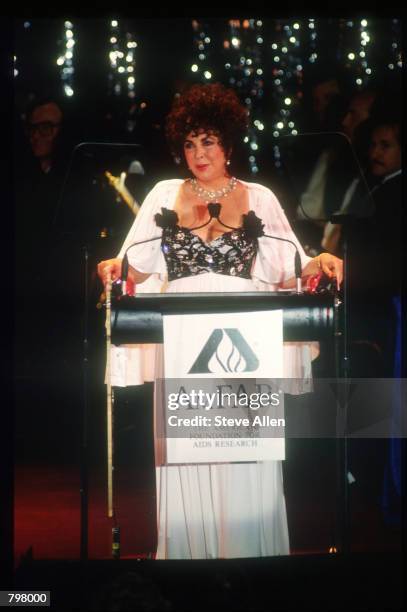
[226,159,231,166]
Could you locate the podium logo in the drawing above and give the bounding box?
[188,328,259,374]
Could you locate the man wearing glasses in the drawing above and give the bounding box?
[16,97,66,375]
[26,100,62,174]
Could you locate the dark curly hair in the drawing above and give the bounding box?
[165,83,248,162]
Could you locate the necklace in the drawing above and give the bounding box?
[190,176,238,202]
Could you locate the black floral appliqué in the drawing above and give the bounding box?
[207,202,221,219]
[154,207,179,229]
[242,211,265,239]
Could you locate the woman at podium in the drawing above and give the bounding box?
[98,83,342,559]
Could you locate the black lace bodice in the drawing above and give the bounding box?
[161,226,258,281]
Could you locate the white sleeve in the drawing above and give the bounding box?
[117,181,168,276]
[110,181,175,389]
[248,184,319,383]
[251,185,312,285]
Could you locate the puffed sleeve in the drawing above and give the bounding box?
[117,180,174,277]
[248,182,319,383]
[109,181,181,387]
[250,183,312,285]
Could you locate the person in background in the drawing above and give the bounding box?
[322,115,402,529]
[15,95,70,379]
[27,98,63,174]
[293,82,370,254]
[340,89,377,143]
[322,115,401,280]
[16,96,68,258]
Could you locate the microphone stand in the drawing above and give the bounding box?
[51,141,143,562]
[330,213,351,555]
[277,131,378,555]
[80,244,89,561]
[204,203,304,294]
[121,235,161,296]
[119,205,221,294]
[119,204,305,300]
[263,234,303,294]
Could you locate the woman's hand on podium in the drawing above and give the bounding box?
[97,258,151,289]
[317,252,343,289]
[97,258,123,285]
[301,253,343,291]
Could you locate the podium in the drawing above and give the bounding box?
[110,291,337,345]
[109,289,340,456]
[106,290,348,553]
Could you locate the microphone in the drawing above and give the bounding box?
[120,204,304,295]
[120,205,221,292]
[212,203,304,294]
[263,233,303,294]
[121,234,162,295]
[187,202,221,230]
[120,207,180,294]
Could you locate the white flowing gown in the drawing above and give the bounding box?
[110,179,316,559]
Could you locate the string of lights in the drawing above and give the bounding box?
[353,18,372,87]
[389,18,402,71]
[14,21,32,81]
[338,18,402,87]
[308,18,317,64]
[56,21,76,97]
[222,19,264,174]
[271,20,303,137]
[108,19,138,99]
[13,18,402,142]
[269,20,305,169]
[190,19,214,82]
